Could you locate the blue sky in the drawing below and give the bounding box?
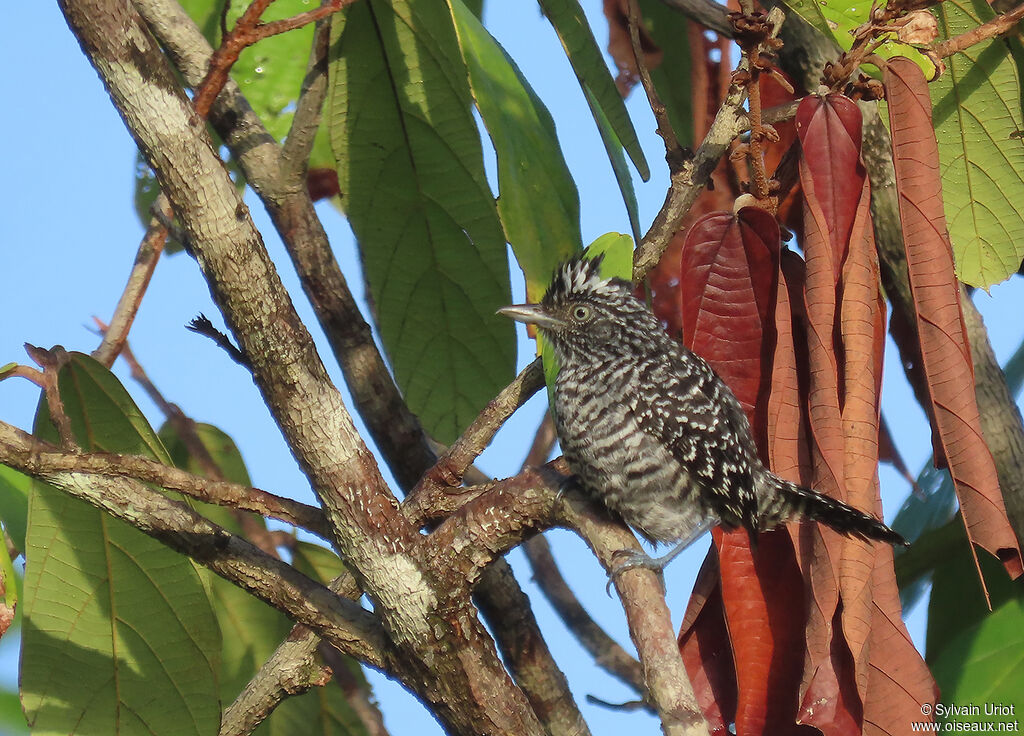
[3,2,1024,735]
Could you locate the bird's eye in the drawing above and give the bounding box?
[572,305,592,321]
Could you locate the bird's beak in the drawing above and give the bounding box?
[497,304,565,330]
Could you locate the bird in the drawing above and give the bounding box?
[499,254,907,579]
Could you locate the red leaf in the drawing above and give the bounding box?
[679,208,780,422]
[796,94,865,279]
[679,208,813,735]
[792,93,937,731]
[834,179,887,703]
[679,550,735,735]
[796,607,863,736]
[649,28,745,334]
[884,57,1023,579]
[306,168,340,201]
[719,530,808,736]
[862,547,939,735]
[767,251,812,486]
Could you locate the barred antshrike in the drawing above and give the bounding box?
[500,255,906,577]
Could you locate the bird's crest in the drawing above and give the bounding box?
[544,254,631,305]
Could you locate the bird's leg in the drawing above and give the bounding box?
[605,519,714,595]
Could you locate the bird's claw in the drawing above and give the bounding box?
[605,549,667,596]
[556,474,582,502]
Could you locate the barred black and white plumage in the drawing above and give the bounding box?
[500,255,905,572]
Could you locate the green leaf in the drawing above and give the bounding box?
[0,536,16,612]
[159,422,252,491]
[292,540,347,585]
[540,234,634,393]
[21,353,221,736]
[0,465,30,554]
[930,595,1024,722]
[179,0,333,165]
[158,422,293,704]
[0,688,29,736]
[133,152,160,224]
[636,0,694,148]
[931,0,1024,287]
[585,232,634,278]
[450,0,581,303]
[926,523,1019,659]
[327,0,515,443]
[780,0,935,78]
[538,0,649,181]
[777,0,833,41]
[927,520,1024,716]
[583,83,642,245]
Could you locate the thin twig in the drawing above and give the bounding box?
[933,1,1024,57]
[24,345,76,449]
[626,0,686,171]
[193,0,357,118]
[402,358,545,517]
[93,195,170,367]
[5,432,330,538]
[633,58,751,280]
[0,421,389,668]
[193,0,275,118]
[280,11,332,180]
[0,364,45,386]
[729,8,786,208]
[253,1,356,42]
[187,314,250,367]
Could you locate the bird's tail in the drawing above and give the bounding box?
[769,474,908,546]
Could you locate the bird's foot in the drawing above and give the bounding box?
[605,549,668,596]
[556,474,582,502]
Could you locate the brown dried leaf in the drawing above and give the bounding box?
[884,57,1023,579]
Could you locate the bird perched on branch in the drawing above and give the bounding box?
[499,255,906,579]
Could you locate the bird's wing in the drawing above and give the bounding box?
[631,350,760,533]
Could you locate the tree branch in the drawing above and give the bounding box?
[219,631,333,736]
[63,3,546,733]
[403,358,544,516]
[933,1,1024,57]
[0,421,389,668]
[633,57,751,280]
[427,466,708,735]
[92,196,168,367]
[627,0,686,171]
[136,8,578,734]
[133,0,437,494]
[280,10,331,180]
[66,3,559,732]
[5,433,330,538]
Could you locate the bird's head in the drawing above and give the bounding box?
[498,254,654,359]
